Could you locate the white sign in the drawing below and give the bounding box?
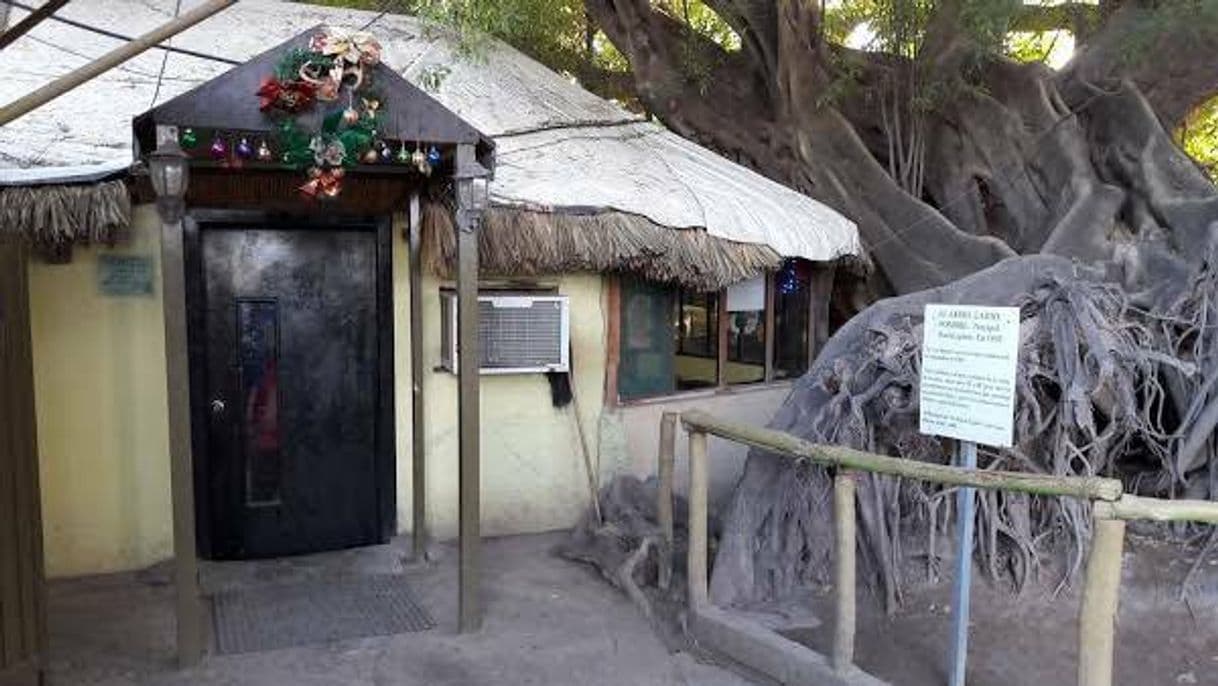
[919,304,1020,447]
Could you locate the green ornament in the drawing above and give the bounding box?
[179,127,199,149]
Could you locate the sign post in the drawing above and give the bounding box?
[919,304,1021,686]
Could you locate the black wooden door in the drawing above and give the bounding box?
[196,225,388,559]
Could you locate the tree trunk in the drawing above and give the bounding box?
[581,0,1218,609]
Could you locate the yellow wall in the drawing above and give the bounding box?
[29,206,782,578]
[28,207,609,577]
[392,221,608,538]
[28,206,173,578]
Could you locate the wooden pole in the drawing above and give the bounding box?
[408,193,427,562]
[681,410,1124,502]
[715,291,728,387]
[455,145,482,633]
[1096,493,1218,524]
[0,0,234,126]
[1078,510,1126,686]
[763,271,776,382]
[657,412,677,591]
[687,429,709,609]
[0,0,69,50]
[160,210,203,667]
[832,470,856,672]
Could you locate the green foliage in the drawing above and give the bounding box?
[1178,96,1218,183]
[276,48,335,81]
[1005,30,1063,65]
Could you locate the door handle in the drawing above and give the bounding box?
[211,398,226,416]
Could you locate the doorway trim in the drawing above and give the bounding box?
[182,209,396,559]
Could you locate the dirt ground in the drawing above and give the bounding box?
[784,532,1218,686]
[42,532,762,686]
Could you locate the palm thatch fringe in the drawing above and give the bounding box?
[0,180,131,250]
[422,202,787,291]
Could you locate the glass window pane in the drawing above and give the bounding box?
[774,260,812,379]
[619,278,676,400]
[238,298,282,507]
[675,290,719,390]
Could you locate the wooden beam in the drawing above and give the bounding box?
[0,237,25,671]
[687,429,709,609]
[9,237,46,677]
[408,193,427,562]
[1077,510,1126,686]
[455,144,482,633]
[0,0,234,126]
[715,289,728,387]
[763,271,776,383]
[809,263,835,366]
[832,471,856,672]
[603,276,621,406]
[656,412,677,591]
[0,0,70,51]
[1095,493,1218,524]
[680,410,1125,502]
[161,212,203,666]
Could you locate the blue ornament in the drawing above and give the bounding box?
[777,260,802,295]
[235,137,254,160]
[379,142,394,162]
[426,146,441,166]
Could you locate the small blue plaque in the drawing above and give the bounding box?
[98,255,155,296]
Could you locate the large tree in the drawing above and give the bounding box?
[316,0,1218,607]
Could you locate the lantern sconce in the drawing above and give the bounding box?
[149,126,191,224]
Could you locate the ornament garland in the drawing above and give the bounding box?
[251,27,437,199]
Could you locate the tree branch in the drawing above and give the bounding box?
[1061,2,1218,128]
[1011,3,1100,39]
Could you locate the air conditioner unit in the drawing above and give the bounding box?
[439,291,570,374]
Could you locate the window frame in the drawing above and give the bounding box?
[608,262,837,406]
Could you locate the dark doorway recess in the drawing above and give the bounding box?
[185,212,394,560]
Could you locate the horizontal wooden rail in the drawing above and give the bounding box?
[680,410,1124,502]
[1096,493,1218,523]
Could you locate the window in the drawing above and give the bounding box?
[617,260,828,401]
[675,290,719,390]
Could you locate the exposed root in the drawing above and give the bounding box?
[712,254,1218,611]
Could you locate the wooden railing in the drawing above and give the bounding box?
[658,409,1218,686]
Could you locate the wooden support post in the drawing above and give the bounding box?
[763,271,776,382]
[808,263,835,367]
[657,412,677,591]
[716,290,728,387]
[687,429,709,609]
[0,236,46,684]
[1078,510,1126,686]
[455,145,482,633]
[0,0,69,50]
[161,215,203,667]
[832,471,856,672]
[408,193,427,562]
[0,0,234,126]
[603,277,621,405]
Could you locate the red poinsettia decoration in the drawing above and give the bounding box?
[256,78,317,113]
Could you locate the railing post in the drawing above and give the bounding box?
[833,470,857,672]
[1078,506,1126,686]
[657,412,677,591]
[688,429,709,609]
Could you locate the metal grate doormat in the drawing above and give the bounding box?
[211,574,435,654]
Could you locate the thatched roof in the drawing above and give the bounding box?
[0,179,130,253]
[423,202,783,292]
[0,0,864,286]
